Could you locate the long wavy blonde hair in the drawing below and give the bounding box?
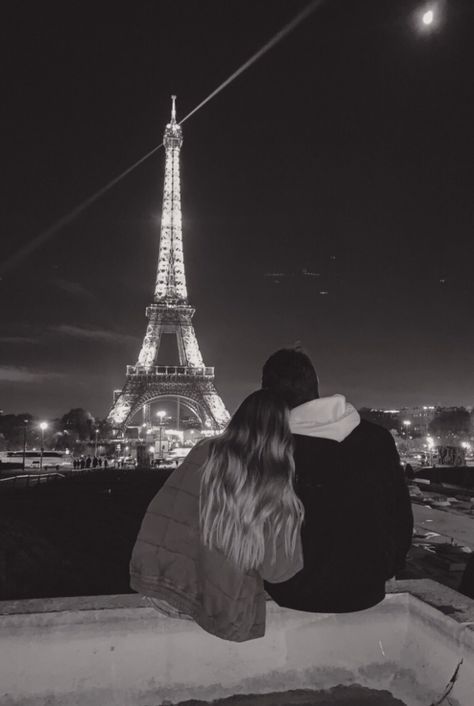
[199,390,305,573]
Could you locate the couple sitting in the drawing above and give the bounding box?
[130,348,413,642]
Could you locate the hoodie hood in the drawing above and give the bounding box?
[289,394,360,442]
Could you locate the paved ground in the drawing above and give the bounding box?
[412,502,474,549]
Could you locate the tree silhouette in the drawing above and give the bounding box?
[429,407,471,441]
[61,408,95,441]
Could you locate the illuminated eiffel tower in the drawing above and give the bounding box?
[108,97,230,433]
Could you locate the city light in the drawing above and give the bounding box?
[39,421,48,431]
[157,410,166,421]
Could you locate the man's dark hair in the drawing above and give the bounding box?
[261,348,319,409]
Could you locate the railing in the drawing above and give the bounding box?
[126,365,214,378]
[145,302,193,316]
[0,472,65,489]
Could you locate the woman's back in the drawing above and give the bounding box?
[130,390,304,642]
[130,440,268,641]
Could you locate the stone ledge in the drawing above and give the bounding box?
[1,580,474,706]
[0,592,143,615]
[1,578,473,624]
[386,578,474,625]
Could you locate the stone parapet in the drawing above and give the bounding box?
[1,580,473,706]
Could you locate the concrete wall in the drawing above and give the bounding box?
[0,580,473,706]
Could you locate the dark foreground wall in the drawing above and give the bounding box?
[0,469,169,600]
[416,466,474,489]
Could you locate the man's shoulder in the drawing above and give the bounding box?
[352,419,394,442]
[347,419,397,453]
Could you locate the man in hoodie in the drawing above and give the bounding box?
[261,348,413,613]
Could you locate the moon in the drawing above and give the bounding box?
[415,3,443,33]
[422,10,434,25]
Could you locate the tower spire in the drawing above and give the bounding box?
[171,94,177,123]
[155,96,185,302]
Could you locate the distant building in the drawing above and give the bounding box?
[359,408,400,432]
[360,405,471,441]
[399,406,437,436]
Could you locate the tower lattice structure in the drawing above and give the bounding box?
[108,97,230,432]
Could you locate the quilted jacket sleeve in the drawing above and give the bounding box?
[260,525,304,584]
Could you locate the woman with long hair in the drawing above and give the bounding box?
[200,390,304,574]
[130,390,305,642]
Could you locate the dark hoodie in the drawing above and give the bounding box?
[264,395,414,613]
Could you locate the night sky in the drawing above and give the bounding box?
[1,0,474,419]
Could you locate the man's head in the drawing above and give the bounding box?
[261,348,319,409]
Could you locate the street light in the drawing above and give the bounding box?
[401,420,412,456]
[461,442,471,460]
[426,436,434,466]
[22,418,29,472]
[94,428,99,457]
[157,410,166,459]
[39,422,48,472]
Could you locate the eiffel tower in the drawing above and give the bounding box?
[108,97,230,433]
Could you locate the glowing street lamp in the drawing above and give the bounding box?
[426,435,434,465]
[157,410,166,458]
[22,418,29,472]
[39,421,48,472]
